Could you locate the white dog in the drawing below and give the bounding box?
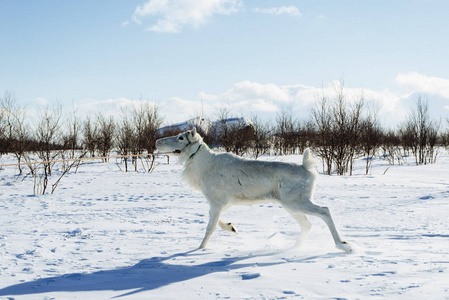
[156,128,351,252]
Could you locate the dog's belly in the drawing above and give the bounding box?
[232,197,277,206]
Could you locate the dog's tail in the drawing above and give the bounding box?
[302,148,317,172]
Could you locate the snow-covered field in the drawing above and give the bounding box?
[1,150,448,299]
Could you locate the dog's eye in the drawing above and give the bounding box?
[178,136,184,141]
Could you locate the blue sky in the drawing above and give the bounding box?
[1,0,449,126]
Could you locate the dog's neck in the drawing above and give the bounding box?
[188,143,202,160]
[178,138,206,165]
[179,140,210,190]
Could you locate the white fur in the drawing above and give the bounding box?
[156,128,351,252]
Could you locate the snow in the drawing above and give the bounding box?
[1,150,448,299]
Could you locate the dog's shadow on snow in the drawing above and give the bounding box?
[0,249,285,298]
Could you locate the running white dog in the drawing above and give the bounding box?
[156,128,351,252]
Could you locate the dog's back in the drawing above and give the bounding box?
[188,150,317,205]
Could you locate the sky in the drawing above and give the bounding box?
[1,0,449,127]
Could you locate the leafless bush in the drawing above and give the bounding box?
[0,92,31,174]
[209,108,253,156]
[63,111,81,158]
[441,118,449,151]
[25,105,89,194]
[116,112,134,172]
[116,102,163,172]
[83,116,98,157]
[229,120,254,156]
[0,91,15,156]
[96,114,115,161]
[359,105,382,174]
[310,97,333,174]
[51,152,86,194]
[274,108,302,155]
[31,104,63,193]
[209,108,233,152]
[10,106,30,174]
[310,85,364,175]
[131,102,163,168]
[0,101,5,156]
[249,115,271,159]
[80,113,115,161]
[140,102,164,154]
[399,97,440,165]
[380,130,404,165]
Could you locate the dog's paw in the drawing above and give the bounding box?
[219,222,238,233]
[336,241,352,253]
[228,223,238,233]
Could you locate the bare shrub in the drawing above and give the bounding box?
[63,111,81,157]
[32,104,63,193]
[210,108,233,152]
[116,111,134,172]
[359,105,382,174]
[131,102,163,168]
[310,85,364,175]
[380,129,403,165]
[249,114,271,159]
[441,118,449,151]
[274,107,302,155]
[210,108,253,156]
[116,102,163,172]
[140,102,164,154]
[51,153,85,194]
[0,92,31,174]
[0,91,15,156]
[83,116,98,157]
[96,114,115,161]
[10,105,30,174]
[310,96,333,174]
[399,96,440,165]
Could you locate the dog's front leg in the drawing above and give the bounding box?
[199,205,222,249]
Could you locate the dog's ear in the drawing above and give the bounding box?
[189,127,201,142]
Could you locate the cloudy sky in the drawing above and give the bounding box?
[1,0,449,126]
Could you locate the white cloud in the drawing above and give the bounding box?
[159,96,206,122]
[75,98,156,118]
[34,97,48,106]
[396,72,449,98]
[190,80,414,126]
[72,78,432,127]
[238,99,279,112]
[254,6,302,18]
[131,15,142,25]
[196,81,292,116]
[225,81,290,103]
[131,0,242,33]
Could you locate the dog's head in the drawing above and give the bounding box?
[155,127,201,154]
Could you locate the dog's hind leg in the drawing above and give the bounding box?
[199,205,222,249]
[218,220,238,233]
[299,201,352,252]
[284,209,312,247]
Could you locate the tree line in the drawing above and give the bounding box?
[1,89,449,183]
[198,91,447,176]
